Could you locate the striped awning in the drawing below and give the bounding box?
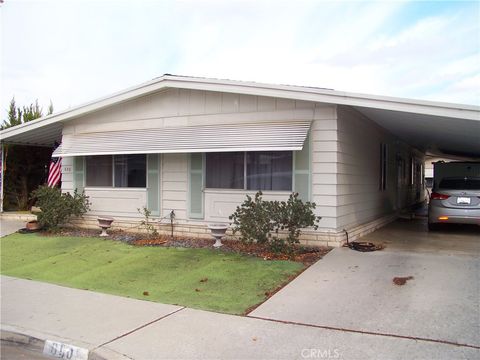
[53,121,311,157]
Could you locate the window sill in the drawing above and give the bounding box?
[204,188,292,196]
[85,187,147,192]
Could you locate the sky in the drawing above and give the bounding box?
[1,0,479,118]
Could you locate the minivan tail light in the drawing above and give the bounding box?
[431,192,450,200]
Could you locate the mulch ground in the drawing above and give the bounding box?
[40,228,331,265]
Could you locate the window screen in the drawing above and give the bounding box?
[205,151,293,191]
[247,151,292,191]
[114,154,146,187]
[86,154,146,187]
[205,152,244,189]
[86,155,113,187]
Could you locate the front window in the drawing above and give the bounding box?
[86,154,146,188]
[247,152,292,191]
[205,152,244,189]
[114,155,147,187]
[86,155,113,187]
[205,151,293,191]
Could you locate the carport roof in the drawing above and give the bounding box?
[1,74,479,157]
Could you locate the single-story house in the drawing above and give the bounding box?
[1,75,479,246]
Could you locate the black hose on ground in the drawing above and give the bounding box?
[343,228,382,252]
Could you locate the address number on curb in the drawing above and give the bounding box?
[43,340,89,360]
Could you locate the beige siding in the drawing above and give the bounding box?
[64,89,317,134]
[60,156,74,193]
[335,106,424,230]
[85,188,147,218]
[310,105,339,230]
[204,190,292,223]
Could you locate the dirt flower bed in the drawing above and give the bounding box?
[40,227,331,265]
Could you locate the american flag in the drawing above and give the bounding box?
[47,143,62,187]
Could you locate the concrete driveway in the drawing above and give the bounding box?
[249,220,480,350]
[0,219,25,237]
[360,218,480,255]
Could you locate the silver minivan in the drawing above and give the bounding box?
[428,177,480,231]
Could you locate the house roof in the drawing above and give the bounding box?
[1,74,479,157]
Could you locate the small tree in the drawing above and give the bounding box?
[137,206,159,238]
[31,186,90,230]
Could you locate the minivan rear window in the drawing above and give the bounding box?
[439,177,480,190]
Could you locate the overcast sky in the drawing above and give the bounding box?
[1,0,479,117]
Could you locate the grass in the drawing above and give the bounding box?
[0,233,304,314]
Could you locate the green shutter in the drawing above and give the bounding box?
[147,154,160,216]
[294,131,311,201]
[73,156,85,193]
[189,153,204,219]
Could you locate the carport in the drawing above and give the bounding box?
[356,103,480,252]
[356,99,480,252]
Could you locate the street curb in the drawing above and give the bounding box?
[1,329,129,360]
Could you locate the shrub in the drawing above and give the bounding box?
[229,191,273,245]
[229,191,321,254]
[270,193,321,253]
[31,186,91,230]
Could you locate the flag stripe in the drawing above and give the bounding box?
[47,149,62,187]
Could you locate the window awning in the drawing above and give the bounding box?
[52,121,311,157]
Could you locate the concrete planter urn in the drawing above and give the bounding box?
[26,220,40,231]
[97,216,114,237]
[208,223,229,248]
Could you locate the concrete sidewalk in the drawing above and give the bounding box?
[1,275,478,359]
[0,218,26,237]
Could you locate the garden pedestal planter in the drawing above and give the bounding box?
[26,220,40,231]
[208,223,228,248]
[97,217,114,237]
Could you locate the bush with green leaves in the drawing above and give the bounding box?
[229,191,274,245]
[31,186,91,230]
[229,191,321,253]
[270,193,321,253]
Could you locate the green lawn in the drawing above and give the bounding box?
[0,233,303,314]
